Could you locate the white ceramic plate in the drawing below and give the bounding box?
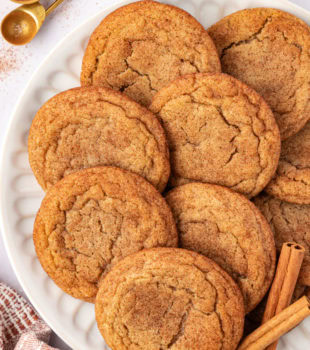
[1,0,310,349]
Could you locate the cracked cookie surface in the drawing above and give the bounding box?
[208,8,310,140]
[165,183,276,313]
[80,0,221,107]
[150,73,280,197]
[28,86,170,192]
[33,167,178,302]
[254,193,310,285]
[265,121,310,204]
[95,248,244,350]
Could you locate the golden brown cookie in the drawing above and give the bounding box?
[95,248,245,350]
[81,0,221,106]
[33,167,178,302]
[28,86,170,192]
[208,8,310,140]
[254,193,310,285]
[265,121,310,204]
[150,73,281,198]
[165,183,276,312]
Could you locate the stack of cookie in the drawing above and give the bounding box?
[28,1,310,349]
[208,7,310,330]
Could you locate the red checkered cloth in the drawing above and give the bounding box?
[0,283,58,350]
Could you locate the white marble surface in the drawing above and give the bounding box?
[0,0,310,348]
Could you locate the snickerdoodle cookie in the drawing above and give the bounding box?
[28,87,170,192]
[208,8,310,140]
[265,121,310,204]
[81,0,221,106]
[33,167,178,302]
[165,183,276,312]
[95,248,244,350]
[150,73,280,198]
[254,193,310,285]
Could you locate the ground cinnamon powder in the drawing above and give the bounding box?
[0,46,19,81]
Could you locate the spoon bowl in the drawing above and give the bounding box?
[1,4,45,45]
[1,0,64,45]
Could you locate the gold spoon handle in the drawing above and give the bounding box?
[46,0,65,17]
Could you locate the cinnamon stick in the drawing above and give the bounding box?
[238,296,310,350]
[262,242,305,350]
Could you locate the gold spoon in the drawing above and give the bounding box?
[1,0,65,45]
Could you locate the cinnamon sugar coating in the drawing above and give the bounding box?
[33,167,178,302]
[81,0,221,106]
[254,193,310,285]
[166,183,276,312]
[266,121,310,204]
[28,86,170,192]
[208,8,310,140]
[95,248,244,350]
[150,73,280,198]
